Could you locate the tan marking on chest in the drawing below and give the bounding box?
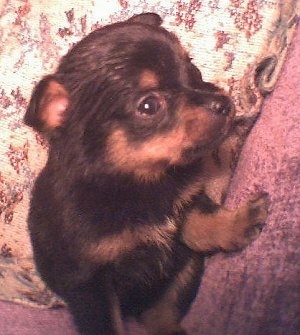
[85,218,177,264]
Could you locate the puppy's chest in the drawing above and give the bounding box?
[84,214,179,267]
[75,176,202,265]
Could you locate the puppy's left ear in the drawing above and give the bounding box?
[24,76,69,133]
[127,12,162,26]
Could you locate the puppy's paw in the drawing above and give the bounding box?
[181,193,269,253]
[227,193,269,251]
[245,193,269,237]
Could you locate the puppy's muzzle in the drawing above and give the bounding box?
[179,90,234,163]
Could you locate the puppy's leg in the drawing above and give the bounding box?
[140,256,203,335]
[64,282,125,335]
[182,194,268,252]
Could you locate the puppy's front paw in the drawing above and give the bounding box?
[181,193,269,253]
[245,194,269,238]
[227,193,269,251]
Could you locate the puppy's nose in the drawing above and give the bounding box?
[208,96,232,116]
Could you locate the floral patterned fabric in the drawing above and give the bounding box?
[0,0,298,308]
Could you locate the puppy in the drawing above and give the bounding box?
[25,13,268,335]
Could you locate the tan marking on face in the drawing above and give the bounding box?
[106,126,185,181]
[139,70,159,89]
[106,103,227,181]
[39,80,69,129]
[85,218,177,264]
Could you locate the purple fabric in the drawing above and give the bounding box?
[1,26,299,335]
[0,303,75,335]
[183,25,300,335]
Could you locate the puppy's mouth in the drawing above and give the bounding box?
[180,138,223,164]
[179,117,232,165]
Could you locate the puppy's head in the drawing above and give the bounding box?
[25,13,234,182]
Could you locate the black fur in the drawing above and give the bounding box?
[25,13,236,335]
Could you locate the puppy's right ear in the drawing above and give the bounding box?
[127,13,163,27]
[24,76,69,133]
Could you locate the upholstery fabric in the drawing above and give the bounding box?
[0,0,298,310]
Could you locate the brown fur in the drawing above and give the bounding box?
[182,196,268,252]
[24,13,268,335]
[139,70,160,88]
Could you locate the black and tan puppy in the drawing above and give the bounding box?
[25,13,268,335]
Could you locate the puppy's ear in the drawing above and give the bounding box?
[188,62,220,92]
[24,76,69,133]
[127,13,162,26]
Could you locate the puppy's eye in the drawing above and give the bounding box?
[137,95,162,117]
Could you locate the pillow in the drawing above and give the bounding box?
[0,0,298,308]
